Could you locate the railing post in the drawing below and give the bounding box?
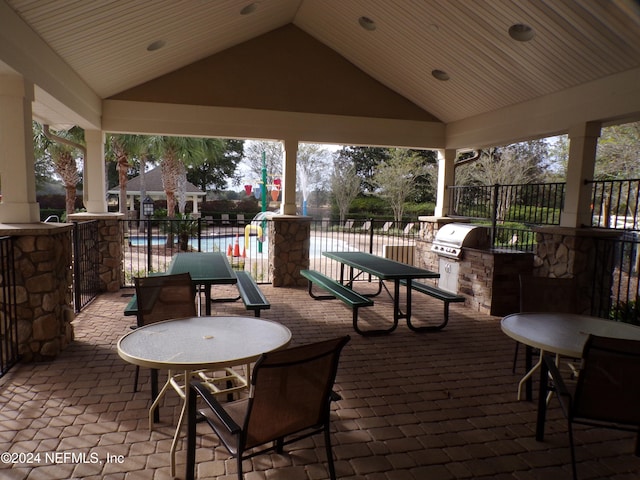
[147,218,153,273]
[72,222,82,312]
[491,183,499,247]
[368,218,374,254]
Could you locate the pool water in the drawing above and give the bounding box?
[129,234,354,257]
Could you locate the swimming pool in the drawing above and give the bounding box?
[129,234,355,257]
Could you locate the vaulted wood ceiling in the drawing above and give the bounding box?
[1,0,639,148]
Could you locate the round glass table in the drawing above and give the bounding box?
[117,315,292,476]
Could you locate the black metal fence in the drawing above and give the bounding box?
[72,221,100,312]
[450,180,640,323]
[120,217,418,286]
[448,182,566,251]
[0,236,18,377]
[587,178,640,231]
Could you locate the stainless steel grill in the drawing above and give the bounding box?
[431,223,490,259]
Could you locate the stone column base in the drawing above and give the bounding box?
[270,216,311,287]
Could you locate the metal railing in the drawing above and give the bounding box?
[448,180,640,323]
[72,221,100,312]
[588,178,640,231]
[591,233,640,325]
[120,217,418,286]
[448,182,565,252]
[0,236,18,377]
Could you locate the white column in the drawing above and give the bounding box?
[192,195,199,214]
[83,129,108,213]
[0,75,40,223]
[561,122,601,228]
[434,149,456,217]
[281,138,299,216]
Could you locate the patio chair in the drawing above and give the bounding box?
[132,273,197,392]
[360,220,372,231]
[381,221,393,232]
[186,335,351,480]
[236,213,245,226]
[343,218,354,229]
[221,213,230,225]
[542,335,640,480]
[513,275,578,374]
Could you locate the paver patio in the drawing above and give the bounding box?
[1,282,639,480]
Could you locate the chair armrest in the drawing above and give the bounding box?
[190,381,241,434]
[542,353,572,414]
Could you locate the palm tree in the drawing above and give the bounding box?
[33,123,84,217]
[151,136,222,247]
[106,134,151,215]
[151,136,223,218]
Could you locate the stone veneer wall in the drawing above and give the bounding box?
[458,249,533,316]
[68,213,124,292]
[532,226,621,315]
[2,224,75,361]
[270,216,311,287]
[416,217,533,316]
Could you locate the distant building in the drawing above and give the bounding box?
[107,167,206,216]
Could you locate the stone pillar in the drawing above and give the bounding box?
[533,226,621,316]
[2,224,75,361]
[67,212,124,292]
[270,215,311,287]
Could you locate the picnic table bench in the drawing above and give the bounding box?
[399,279,464,330]
[300,269,374,334]
[124,271,270,318]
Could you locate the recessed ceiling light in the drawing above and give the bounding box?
[240,3,258,15]
[508,23,535,42]
[432,70,450,81]
[146,40,166,52]
[358,16,376,31]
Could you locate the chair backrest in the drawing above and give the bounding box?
[134,273,197,327]
[573,334,640,426]
[519,274,578,313]
[242,336,350,450]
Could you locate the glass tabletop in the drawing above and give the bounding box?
[117,316,292,370]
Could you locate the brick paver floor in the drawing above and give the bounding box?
[1,282,639,479]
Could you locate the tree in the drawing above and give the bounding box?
[106,134,151,214]
[331,154,361,223]
[33,123,84,216]
[595,121,640,180]
[243,140,283,184]
[186,139,243,191]
[372,149,428,224]
[335,146,389,193]
[297,144,332,215]
[151,136,224,218]
[455,140,550,186]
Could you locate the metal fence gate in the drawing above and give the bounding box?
[0,236,18,377]
[72,220,100,312]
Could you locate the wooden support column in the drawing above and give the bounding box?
[434,149,456,217]
[280,138,298,216]
[83,129,108,213]
[0,75,40,223]
[561,122,601,228]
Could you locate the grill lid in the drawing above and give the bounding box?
[431,223,490,258]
